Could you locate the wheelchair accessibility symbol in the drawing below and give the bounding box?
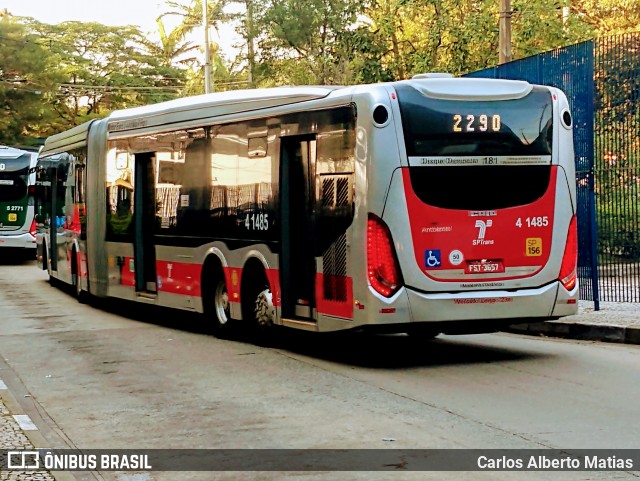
[424,249,442,269]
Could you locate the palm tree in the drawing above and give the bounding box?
[158,0,248,92]
[142,17,200,68]
[160,0,231,47]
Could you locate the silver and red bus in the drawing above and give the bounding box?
[0,145,38,253]
[36,75,578,337]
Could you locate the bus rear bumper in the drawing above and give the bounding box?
[0,233,37,250]
[405,282,577,324]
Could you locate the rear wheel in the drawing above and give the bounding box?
[254,288,276,329]
[241,265,276,344]
[72,250,87,303]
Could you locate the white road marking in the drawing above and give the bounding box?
[116,473,151,481]
[13,414,38,430]
[0,379,7,389]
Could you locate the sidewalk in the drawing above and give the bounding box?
[0,390,55,481]
[508,300,640,345]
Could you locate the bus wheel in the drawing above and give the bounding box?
[255,289,275,329]
[202,262,236,337]
[213,278,232,330]
[72,251,87,303]
[241,267,276,344]
[250,287,276,346]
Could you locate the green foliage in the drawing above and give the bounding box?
[0,13,62,145]
[28,20,186,120]
[2,0,640,144]
[594,34,640,259]
[253,0,369,85]
[596,182,640,259]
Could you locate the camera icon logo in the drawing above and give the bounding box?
[7,451,40,469]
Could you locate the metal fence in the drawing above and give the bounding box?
[466,33,640,305]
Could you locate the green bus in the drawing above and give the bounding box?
[0,145,38,253]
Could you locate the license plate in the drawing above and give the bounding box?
[465,260,505,274]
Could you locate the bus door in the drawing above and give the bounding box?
[49,165,59,272]
[280,136,317,320]
[49,158,70,273]
[133,153,157,294]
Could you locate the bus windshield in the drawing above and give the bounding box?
[395,84,553,158]
[0,153,30,202]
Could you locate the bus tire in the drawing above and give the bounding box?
[72,250,87,303]
[212,277,232,333]
[241,262,276,344]
[202,259,235,337]
[42,245,49,273]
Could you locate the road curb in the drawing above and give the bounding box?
[0,361,79,481]
[507,321,640,345]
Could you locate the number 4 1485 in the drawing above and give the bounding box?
[516,216,549,228]
[244,212,269,231]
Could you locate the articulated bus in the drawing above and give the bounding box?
[0,145,38,253]
[36,75,578,337]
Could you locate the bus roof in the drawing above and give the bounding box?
[397,77,533,101]
[40,120,95,157]
[0,145,37,161]
[107,86,343,134]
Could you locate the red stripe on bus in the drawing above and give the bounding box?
[118,260,282,308]
[156,260,202,296]
[315,274,353,319]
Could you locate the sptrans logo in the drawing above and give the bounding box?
[473,220,494,246]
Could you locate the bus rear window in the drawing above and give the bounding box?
[395,84,553,157]
[409,165,551,210]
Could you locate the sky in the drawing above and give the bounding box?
[2,0,169,34]
[2,0,239,56]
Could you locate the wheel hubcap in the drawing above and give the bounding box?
[214,282,230,324]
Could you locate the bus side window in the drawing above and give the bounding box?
[315,110,356,256]
[107,176,133,236]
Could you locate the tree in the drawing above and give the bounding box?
[27,20,186,124]
[141,18,200,69]
[159,0,246,92]
[569,0,640,35]
[252,0,370,85]
[0,12,62,145]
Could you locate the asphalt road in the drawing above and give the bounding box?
[0,258,638,481]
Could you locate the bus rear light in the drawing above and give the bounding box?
[559,215,577,291]
[29,218,37,238]
[367,213,403,297]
